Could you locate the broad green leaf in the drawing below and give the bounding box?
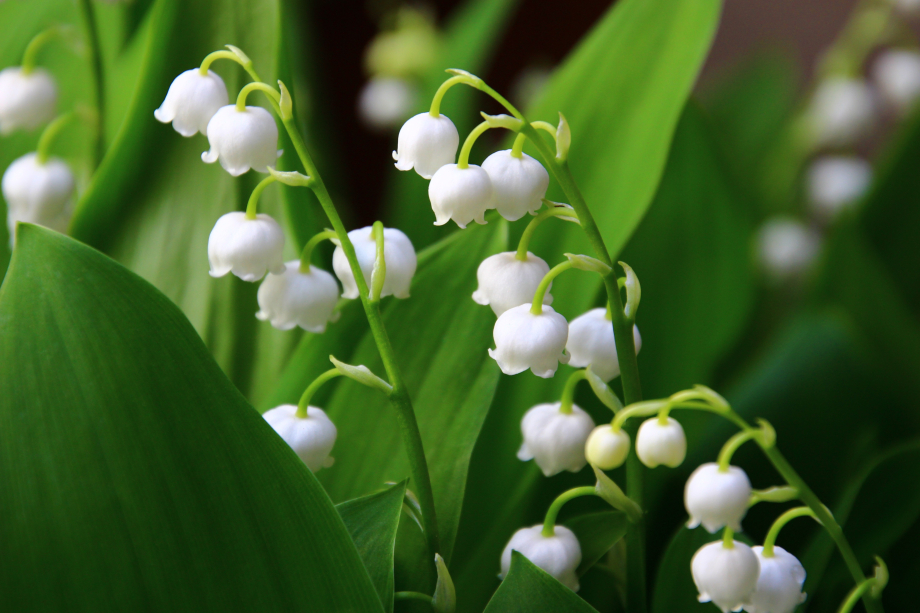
[337,482,408,613]
[564,511,629,576]
[0,225,382,611]
[483,552,599,613]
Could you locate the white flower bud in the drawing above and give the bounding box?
[636,416,686,468]
[207,211,285,281]
[262,404,337,472]
[517,402,595,477]
[566,308,642,382]
[358,77,417,131]
[0,67,57,134]
[499,525,582,591]
[692,540,760,613]
[585,424,630,470]
[256,262,341,332]
[807,156,871,220]
[332,225,417,299]
[481,150,550,221]
[489,304,569,378]
[745,546,807,613]
[872,50,920,113]
[3,152,74,245]
[154,69,229,137]
[392,112,459,179]
[757,218,820,278]
[472,251,552,316]
[685,462,752,533]
[202,105,280,176]
[808,77,876,147]
[428,163,494,229]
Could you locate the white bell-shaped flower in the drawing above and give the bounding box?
[807,156,871,220]
[499,525,582,591]
[692,540,761,613]
[207,211,285,281]
[202,105,280,176]
[262,404,337,472]
[872,50,920,113]
[517,402,595,477]
[154,69,229,137]
[808,77,876,147]
[428,163,494,228]
[472,251,552,316]
[256,261,341,332]
[392,112,459,179]
[757,218,820,278]
[0,67,57,134]
[685,463,753,533]
[585,424,630,470]
[894,0,920,15]
[332,225,417,299]
[3,152,74,245]
[358,76,417,131]
[566,308,642,382]
[745,546,807,613]
[489,303,569,378]
[481,150,550,221]
[636,416,687,468]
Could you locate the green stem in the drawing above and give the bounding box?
[35,112,76,164]
[429,75,467,117]
[542,486,597,536]
[530,120,558,140]
[457,120,491,169]
[21,27,64,74]
[762,507,817,557]
[199,50,259,81]
[530,260,574,314]
[371,221,386,302]
[236,81,281,112]
[296,368,342,418]
[245,175,276,219]
[515,205,578,260]
[837,580,875,613]
[299,230,337,272]
[510,132,527,158]
[723,526,735,548]
[717,429,759,472]
[76,0,104,168]
[559,369,588,414]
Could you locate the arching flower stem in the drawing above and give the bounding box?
[762,507,818,558]
[429,75,469,117]
[717,429,761,472]
[530,260,575,315]
[457,120,492,169]
[236,82,281,112]
[200,48,258,81]
[559,369,589,415]
[510,132,527,158]
[297,368,343,418]
[36,112,77,165]
[299,230,337,273]
[542,486,598,537]
[515,204,579,260]
[245,175,276,220]
[722,526,735,549]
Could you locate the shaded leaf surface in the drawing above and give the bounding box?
[483,552,599,613]
[564,510,629,576]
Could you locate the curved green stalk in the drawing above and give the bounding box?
[530,260,574,314]
[542,486,597,536]
[297,368,342,418]
[717,429,759,472]
[245,175,276,219]
[457,120,491,169]
[510,132,527,158]
[722,526,735,548]
[236,81,280,111]
[36,112,77,165]
[76,0,104,168]
[559,369,588,414]
[762,507,817,557]
[299,230,337,272]
[515,205,579,260]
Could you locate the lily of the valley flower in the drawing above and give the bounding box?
[517,402,595,477]
[807,156,872,220]
[566,308,642,382]
[256,262,341,332]
[428,163,494,228]
[636,416,687,468]
[692,540,761,613]
[489,303,569,378]
[808,77,876,147]
[202,105,280,176]
[208,211,285,281]
[0,67,57,134]
[262,404,337,472]
[499,525,582,591]
[872,50,920,113]
[585,424,631,470]
[472,251,552,316]
[392,112,459,178]
[155,69,229,137]
[481,149,549,221]
[332,225,417,299]
[745,546,807,613]
[358,76,417,131]
[3,152,73,245]
[685,463,753,533]
[757,218,820,278]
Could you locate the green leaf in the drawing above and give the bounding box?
[337,482,408,613]
[564,511,629,576]
[483,552,599,613]
[0,225,382,611]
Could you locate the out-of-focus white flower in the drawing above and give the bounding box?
[3,152,74,246]
[585,424,630,470]
[893,0,920,17]
[256,261,341,332]
[332,225,416,299]
[358,76,417,131]
[566,308,642,382]
[481,150,549,221]
[510,65,553,109]
[472,251,552,316]
[202,105,280,176]
[500,525,582,591]
[0,67,57,134]
[155,69,229,137]
[207,211,285,281]
[636,417,686,468]
[428,163,494,228]
[745,546,807,613]
[392,112,459,179]
[262,404,337,472]
[757,218,820,278]
[685,463,753,533]
[692,540,761,613]
[489,304,569,378]
[517,402,595,477]
[807,156,872,220]
[808,77,876,147]
[872,50,920,113]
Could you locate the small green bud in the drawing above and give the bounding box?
[555,112,571,162]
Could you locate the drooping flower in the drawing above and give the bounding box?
[757,218,820,278]
[392,112,459,179]
[332,225,417,299]
[489,304,569,378]
[745,546,807,613]
[428,163,494,228]
[472,251,552,316]
[584,424,631,470]
[807,156,872,220]
[481,150,550,221]
[202,105,280,176]
[685,462,753,533]
[0,67,57,134]
[517,402,595,477]
[256,261,341,332]
[808,77,876,147]
[636,416,687,469]
[358,76,417,131]
[872,49,920,113]
[207,211,285,281]
[154,69,229,137]
[566,308,642,382]
[3,152,74,246]
[692,540,761,613]
[262,404,337,472]
[500,525,582,591]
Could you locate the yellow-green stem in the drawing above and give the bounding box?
[371,221,386,302]
[723,526,735,549]
[559,369,588,414]
[245,175,276,219]
[530,260,574,314]
[542,486,597,536]
[717,429,759,472]
[510,132,527,158]
[299,230,337,272]
[762,507,818,557]
[36,112,76,165]
[429,75,467,117]
[236,81,280,112]
[457,121,491,169]
[515,205,578,260]
[297,368,342,418]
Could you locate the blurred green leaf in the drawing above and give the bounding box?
[483,552,598,613]
[0,225,382,611]
[565,511,629,576]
